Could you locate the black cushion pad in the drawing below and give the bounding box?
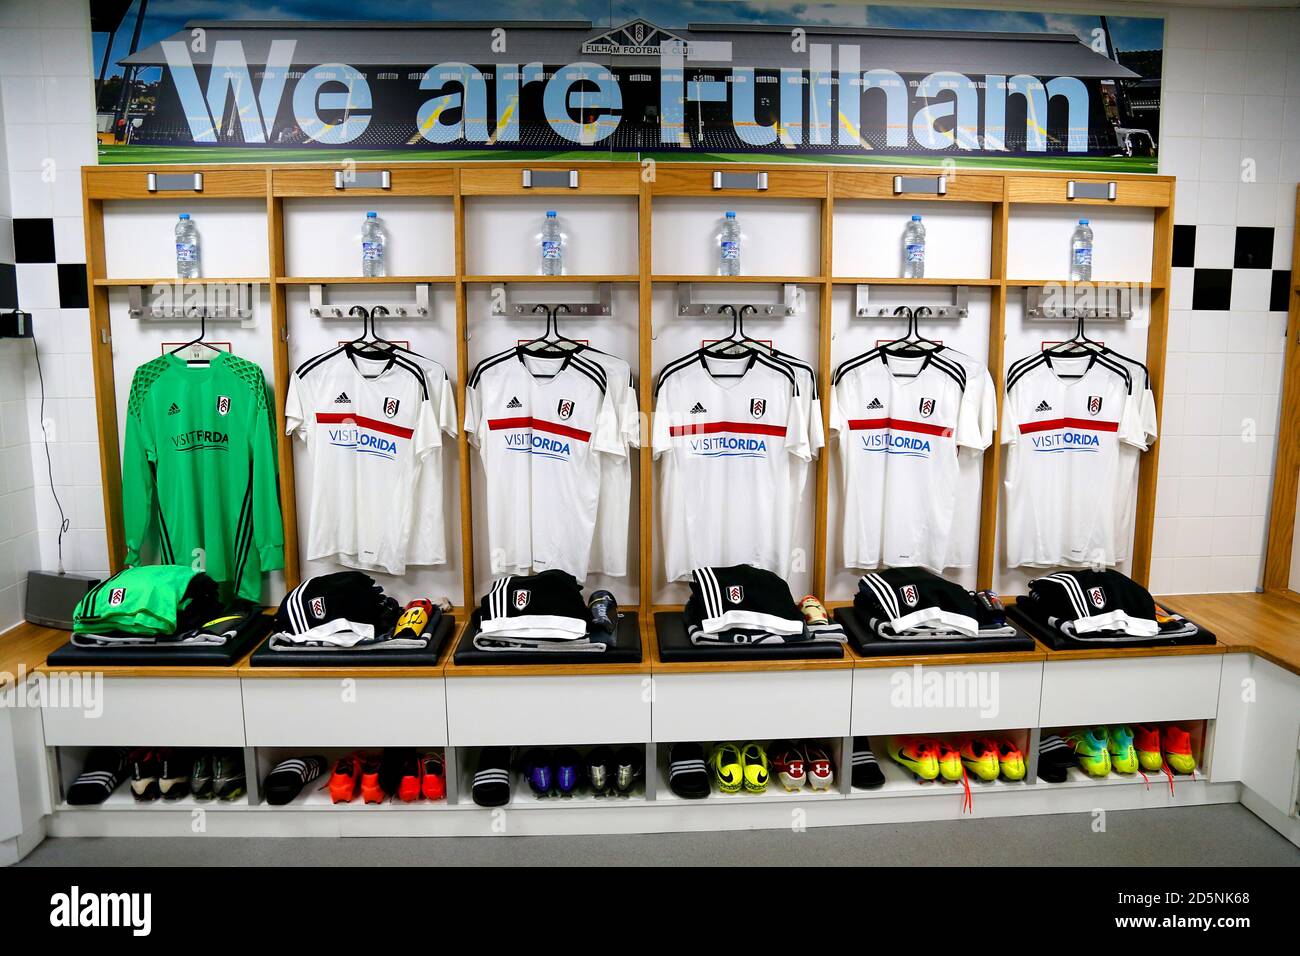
[454,610,642,665]
[247,614,453,667]
[836,605,1036,657]
[655,611,844,662]
[46,614,273,668]
[1007,602,1217,650]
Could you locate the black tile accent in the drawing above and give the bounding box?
[1234,226,1275,269]
[13,218,55,263]
[1272,270,1293,313]
[56,263,88,309]
[0,262,16,310]
[1173,224,1196,268]
[1192,268,1233,310]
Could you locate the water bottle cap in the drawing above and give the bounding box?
[546,210,557,217]
[725,211,736,218]
[366,211,377,218]
[178,213,190,220]
[1079,219,1089,225]
[912,215,921,221]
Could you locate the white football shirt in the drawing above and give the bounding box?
[1002,354,1145,568]
[285,346,451,575]
[465,349,623,582]
[653,351,811,582]
[831,351,986,571]
[936,347,997,569]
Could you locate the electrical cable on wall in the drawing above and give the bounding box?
[31,333,71,575]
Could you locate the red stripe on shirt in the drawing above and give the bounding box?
[846,417,953,438]
[1019,417,1119,434]
[487,416,592,442]
[315,412,414,439]
[668,421,788,438]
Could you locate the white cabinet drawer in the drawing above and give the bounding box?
[1039,655,1223,727]
[242,678,447,747]
[41,678,245,747]
[851,662,1043,735]
[652,670,853,742]
[446,675,651,746]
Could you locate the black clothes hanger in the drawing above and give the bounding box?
[169,305,223,361]
[520,304,577,357]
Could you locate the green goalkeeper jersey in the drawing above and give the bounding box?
[122,352,284,601]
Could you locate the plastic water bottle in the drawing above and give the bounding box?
[541,210,564,276]
[718,211,740,276]
[362,211,386,277]
[1070,219,1093,282]
[903,215,925,278]
[175,213,199,279]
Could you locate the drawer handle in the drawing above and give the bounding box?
[892,174,946,196]
[147,172,203,193]
[522,169,579,189]
[334,170,392,190]
[712,170,768,191]
[1067,180,1117,201]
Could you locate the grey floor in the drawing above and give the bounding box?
[19,804,1300,866]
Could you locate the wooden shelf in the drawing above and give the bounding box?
[95,277,269,286]
[275,275,456,285]
[460,274,639,283]
[650,274,824,283]
[830,276,998,286]
[1007,278,1165,290]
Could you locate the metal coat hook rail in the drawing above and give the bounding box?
[1023,285,1134,321]
[853,283,969,319]
[490,282,612,317]
[127,282,255,327]
[309,282,431,319]
[675,282,802,318]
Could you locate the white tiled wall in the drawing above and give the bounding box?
[0,0,101,629]
[0,1,1296,619]
[1150,5,1300,595]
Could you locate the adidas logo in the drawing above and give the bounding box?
[166,402,181,416]
[506,396,523,409]
[866,397,883,410]
[1035,400,1052,412]
[334,392,351,404]
[689,402,707,414]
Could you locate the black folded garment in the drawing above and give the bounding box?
[270,572,401,645]
[854,567,1010,639]
[684,565,808,644]
[1020,569,1205,645]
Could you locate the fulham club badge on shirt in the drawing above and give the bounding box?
[383,396,400,418]
[310,596,326,619]
[727,584,744,603]
[557,398,574,421]
[901,583,919,607]
[750,398,766,418]
[216,395,231,416]
[1087,395,1103,416]
[1089,586,1106,609]
[918,397,935,418]
[108,587,126,607]
[514,589,531,610]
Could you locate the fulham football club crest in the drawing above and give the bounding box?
[108,587,126,607]
[1087,395,1103,416]
[310,596,326,619]
[514,589,531,610]
[557,398,574,421]
[918,397,936,418]
[750,398,766,418]
[901,584,919,607]
[216,395,231,416]
[1088,586,1106,609]
[727,584,744,604]
[383,396,400,418]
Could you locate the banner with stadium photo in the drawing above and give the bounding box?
[93,2,1163,172]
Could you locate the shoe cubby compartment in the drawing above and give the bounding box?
[456,744,652,808]
[655,738,846,802]
[650,667,853,744]
[850,661,1043,737]
[850,731,1034,801]
[51,745,252,811]
[1038,653,1223,727]
[41,677,246,748]
[1037,721,1209,789]
[248,747,451,809]
[445,674,651,747]
[241,677,448,749]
